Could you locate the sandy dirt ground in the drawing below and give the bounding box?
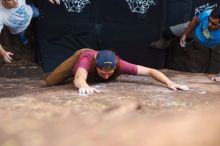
[0,62,220,146]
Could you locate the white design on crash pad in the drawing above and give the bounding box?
[125,0,156,14]
[62,0,91,13]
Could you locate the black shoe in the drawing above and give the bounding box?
[23,41,31,49]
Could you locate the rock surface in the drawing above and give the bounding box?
[0,63,220,146]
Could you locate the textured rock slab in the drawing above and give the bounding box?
[0,69,220,146]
